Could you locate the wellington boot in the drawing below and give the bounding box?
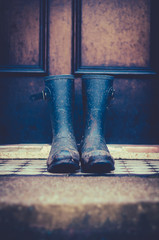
[80,75,115,173]
[44,75,80,173]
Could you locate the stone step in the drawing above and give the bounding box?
[0,176,159,240]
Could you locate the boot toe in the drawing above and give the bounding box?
[48,161,80,173]
[81,152,115,173]
[47,150,80,173]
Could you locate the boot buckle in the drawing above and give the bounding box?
[30,87,51,101]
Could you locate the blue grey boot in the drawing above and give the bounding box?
[80,75,115,173]
[44,75,80,173]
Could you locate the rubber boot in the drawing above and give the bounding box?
[80,75,115,173]
[44,75,80,173]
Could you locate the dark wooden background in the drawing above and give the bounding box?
[0,0,159,144]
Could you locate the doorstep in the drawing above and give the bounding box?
[0,144,159,240]
[0,176,159,240]
[0,144,159,176]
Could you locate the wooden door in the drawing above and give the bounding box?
[0,0,159,144]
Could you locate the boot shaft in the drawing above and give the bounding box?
[44,75,75,137]
[82,75,114,136]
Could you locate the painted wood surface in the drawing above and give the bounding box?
[0,0,158,144]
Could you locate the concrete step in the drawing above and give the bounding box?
[0,176,159,240]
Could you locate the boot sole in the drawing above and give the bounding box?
[81,160,115,173]
[47,160,80,173]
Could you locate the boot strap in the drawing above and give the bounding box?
[30,87,51,101]
[107,87,115,109]
[108,87,115,100]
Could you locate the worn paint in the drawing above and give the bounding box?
[82,0,150,67]
[49,0,72,75]
[0,0,39,66]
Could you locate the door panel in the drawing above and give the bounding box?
[0,0,47,73]
[0,76,51,144]
[0,0,39,66]
[74,0,159,74]
[81,0,151,68]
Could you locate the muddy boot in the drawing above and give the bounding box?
[80,75,115,173]
[44,75,80,173]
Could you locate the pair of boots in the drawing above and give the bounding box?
[43,74,115,173]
